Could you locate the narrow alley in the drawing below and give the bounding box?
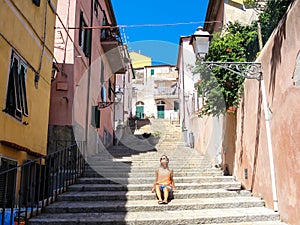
[0,0,299,224]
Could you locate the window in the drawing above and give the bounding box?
[133,70,136,79]
[101,15,109,40]
[94,0,100,17]
[32,0,40,7]
[174,101,179,112]
[79,11,91,57]
[91,106,100,128]
[150,69,155,75]
[5,51,29,121]
[0,157,17,208]
[101,85,107,102]
[108,79,112,100]
[100,59,105,83]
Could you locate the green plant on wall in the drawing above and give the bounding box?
[194,22,258,117]
[259,0,293,44]
[193,0,293,117]
[241,0,292,45]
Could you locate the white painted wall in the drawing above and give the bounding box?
[132,65,178,119]
[178,37,224,165]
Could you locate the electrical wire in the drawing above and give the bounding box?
[54,20,222,30]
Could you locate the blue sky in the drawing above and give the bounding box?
[111,0,209,65]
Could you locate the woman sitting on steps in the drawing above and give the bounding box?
[151,155,179,204]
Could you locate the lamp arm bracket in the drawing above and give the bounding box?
[202,62,262,81]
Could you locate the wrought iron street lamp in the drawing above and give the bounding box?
[98,88,123,109]
[190,27,212,60]
[190,28,279,212]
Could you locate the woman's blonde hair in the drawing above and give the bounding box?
[160,155,169,162]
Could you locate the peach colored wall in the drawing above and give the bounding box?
[222,112,236,175]
[234,1,300,224]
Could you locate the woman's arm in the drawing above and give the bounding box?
[151,169,159,192]
[170,169,179,192]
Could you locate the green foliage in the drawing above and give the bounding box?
[259,0,293,44]
[193,0,293,117]
[152,131,162,138]
[195,22,254,117]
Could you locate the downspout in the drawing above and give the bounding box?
[257,28,278,212]
[124,64,128,122]
[181,45,186,130]
[85,0,94,147]
[260,77,279,212]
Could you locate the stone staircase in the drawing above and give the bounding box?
[30,119,286,225]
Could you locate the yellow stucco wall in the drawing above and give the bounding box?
[0,0,57,163]
[129,51,152,69]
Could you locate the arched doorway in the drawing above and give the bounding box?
[156,100,165,119]
[136,101,144,119]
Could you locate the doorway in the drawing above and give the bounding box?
[136,101,145,119]
[157,105,165,118]
[136,106,144,119]
[156,100,166,119]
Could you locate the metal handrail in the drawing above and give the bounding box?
[0,141,86,225]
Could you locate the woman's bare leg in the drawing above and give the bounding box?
[163,188,170,203]
[155,185,163,202]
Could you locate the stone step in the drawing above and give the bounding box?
[113,156,209,160]
[29,118,286,225]
[82,171,224,178]
[208,222,287,225]
[118,157,208,161]
[87,156,208,162]
[68,182,240,191]
[85,165,215,171]
[58,189,251,201]
[84,160,211,168]
[44,197,265,213]
[76,176,236,185]
[29,207,280,225]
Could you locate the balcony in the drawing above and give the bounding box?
[154,87,178,99]
[153,72,178,81]
[101,28,126,74]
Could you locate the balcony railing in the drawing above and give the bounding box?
[0,142,86,225]
[100,28,126,74]
[155,87,178,98]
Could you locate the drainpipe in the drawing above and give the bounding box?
[85,0,94,148]
[181,46,186,130]
[260,77,279,212]
[256,25,278,212]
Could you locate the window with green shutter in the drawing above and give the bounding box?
[150,69,155,75]
[79,11,91,57]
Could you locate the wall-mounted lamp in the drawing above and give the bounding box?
[98,88,124,109]
[190,27,212,60]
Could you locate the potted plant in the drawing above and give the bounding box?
[147,131,161,146]
[14,216,26,225]
[227,106,237,113]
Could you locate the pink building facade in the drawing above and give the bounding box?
[48,0,126,154]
